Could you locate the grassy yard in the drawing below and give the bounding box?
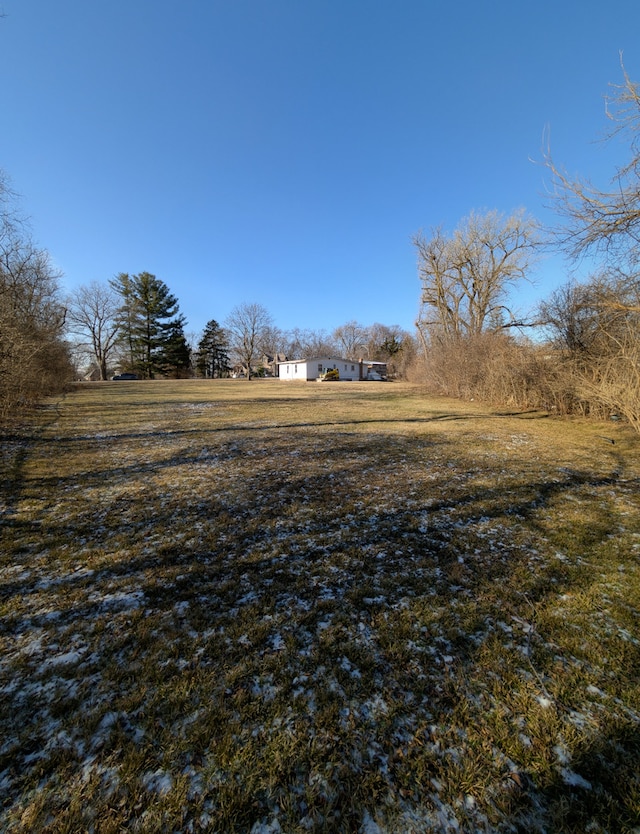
[1,379,639,833]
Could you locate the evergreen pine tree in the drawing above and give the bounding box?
[110,273,138,371]
[111,272,185,378]
[196,319,231,378]
[158,316,191,378]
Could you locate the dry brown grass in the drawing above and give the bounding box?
[1,379,639,832]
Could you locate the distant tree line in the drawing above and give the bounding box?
[66,283,417,383]
[6,196,416,401]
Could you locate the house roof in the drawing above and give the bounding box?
[277,356,351,365]
[277,356,387,365]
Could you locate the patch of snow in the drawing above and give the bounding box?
[251,676,279,701]
[360,810,385,833]
[142,769,174,794]
[560,768,592,790]
[94,590,145,611]
[553,744,571,765]
[250,815,282,833]
[42,648,86,668]
[339,656,361,678]
[363,694,389,719]
[18,633,45,657]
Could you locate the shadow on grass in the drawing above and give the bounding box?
[1,419,638,832]
[20,407,551,447]
[506,722,640,832]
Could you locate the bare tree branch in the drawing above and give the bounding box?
[414,209,539,343]
[66,281,121,380]
[225,302,274,380]
[543,57,640,264]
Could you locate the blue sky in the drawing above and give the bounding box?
[2,1,639,338]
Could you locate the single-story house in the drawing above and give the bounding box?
[277,357,387,381]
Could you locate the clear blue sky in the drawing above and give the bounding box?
[2,1,639,338]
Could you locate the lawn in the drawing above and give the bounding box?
[1,379,639,833]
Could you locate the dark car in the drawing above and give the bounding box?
[112,373,139,380]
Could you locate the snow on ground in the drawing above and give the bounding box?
[1,393,638,832]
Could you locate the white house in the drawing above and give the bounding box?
[277,357,387,381]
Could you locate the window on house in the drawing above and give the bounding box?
[318,364,323,372]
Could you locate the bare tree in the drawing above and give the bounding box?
[332,320,368,358]
[225,302,274,379]
[413,209,539,344]
[0,171,71,420]
[284,327,337,358]
[66,281,120,380]
[544,59,640,267]
[260,324,286,361]
[539,281,596,355]
[540,62,640,431]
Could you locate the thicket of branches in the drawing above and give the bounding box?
[539,272,640,430]
[538,63,640,430]
[0,174,72,423]
[412,327,622,428]
[414,64,640,432]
